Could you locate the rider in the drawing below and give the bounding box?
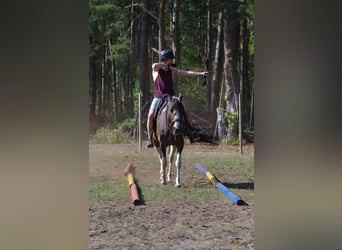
[146,49,208,148]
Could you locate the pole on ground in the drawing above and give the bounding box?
[123,162,141,205]
[194,163,247,205]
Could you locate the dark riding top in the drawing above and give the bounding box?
[154,68,175,98]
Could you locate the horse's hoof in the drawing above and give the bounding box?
[175,184,181,188]
[161,181,167,185]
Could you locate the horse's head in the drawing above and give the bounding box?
[167,94,185,136]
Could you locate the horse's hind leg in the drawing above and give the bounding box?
[156,146,167,185]
[167,145,176,183]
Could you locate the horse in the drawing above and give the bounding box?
[151,94,186,187]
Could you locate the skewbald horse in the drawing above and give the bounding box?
[151,94,186,187]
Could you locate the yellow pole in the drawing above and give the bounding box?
[127,173,134,187]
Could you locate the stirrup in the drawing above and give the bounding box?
[146,136,153,148]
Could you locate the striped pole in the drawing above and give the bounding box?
[194,163,247,206]
[123,163,141,205]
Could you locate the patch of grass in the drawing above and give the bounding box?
[90,126,132,144]
[139,184,228,205]
[89,143,254,206]
[186,154,254,181]
[188,154,253,169]
[89,181,129,201]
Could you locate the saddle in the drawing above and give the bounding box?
[152,95,169,134]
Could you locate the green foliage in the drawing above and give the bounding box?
[133,87,142,112]
[89,0,132,60]
[92,126,131,144]
[108,36,130,61]
[228,137,240,145]
[225,111,239,128]
[224,111,239,143]
[178,77,207,114]
[179,1,207,68]
[88,0,255,133]
[117,118,136,132]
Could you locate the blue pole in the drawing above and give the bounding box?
[216,182,244,205]
[194,163,208,175]
[194,163,247,206]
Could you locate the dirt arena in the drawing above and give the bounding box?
[89,143,254,249]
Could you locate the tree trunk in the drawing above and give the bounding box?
[171,0,180,93]
[107,37,117,123]
[210,11,223,123]
[128,0,136,120]
[105,58,111,116]
[112,58,117,124]
[101,36,106,118]
[127,57,134,118]
[121,59,129,117]
[139,0,150,105]
[223,7,239,112]
[250,84,254,130]
[206,0,212,112]
[159,0,165,51]
[89,58,97,116]
[240,15,249,128]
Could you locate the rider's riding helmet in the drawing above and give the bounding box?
[159,49,175,61]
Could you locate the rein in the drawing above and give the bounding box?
[168,118,184,132]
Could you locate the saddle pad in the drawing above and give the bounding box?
[153,96,168,133]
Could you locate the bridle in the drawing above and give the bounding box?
[167,99,185,136]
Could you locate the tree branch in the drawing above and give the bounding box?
[125,3,158,21]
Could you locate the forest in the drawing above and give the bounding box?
[89,0,254,141]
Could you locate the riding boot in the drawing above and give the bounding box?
[146,139,153,148]
[146,133,154,148]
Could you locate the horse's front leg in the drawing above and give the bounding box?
[167,145,176,183]
[175,147,182,187]
[156,146,167,185]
